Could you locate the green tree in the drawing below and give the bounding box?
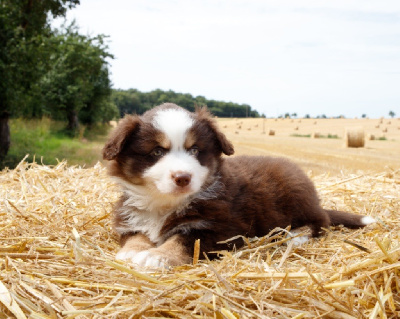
[389,110,395,118]
[41,24,114,133]
[111,88,259,118]
[0,0,79,161]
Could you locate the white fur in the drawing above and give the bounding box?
[146,108,210,197]
[291,235,310,246]
[115,193,213,244]
[143,151,209,196]
[287,231,309,246]
[115,249,139,261]
[130,251,166,268]
[115,196,174,244]
[113,177,220,244]
[153,108,193,151]
[361,216,376,225]
[113,177,190,214]
[117,250,167,268]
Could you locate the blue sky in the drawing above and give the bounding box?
[54,0,400,118]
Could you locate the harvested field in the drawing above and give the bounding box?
[218,117,400,174]
[1,157,399,318]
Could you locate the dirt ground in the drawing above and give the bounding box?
[217,117,400,175]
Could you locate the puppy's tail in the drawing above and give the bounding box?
[325,210,376,228]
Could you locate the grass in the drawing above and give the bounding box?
[290,133,339,139]
[290,133,311,138]
[1,118,111,170]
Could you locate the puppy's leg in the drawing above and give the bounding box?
[116,233,155,261]
[130,234,192,268]
[309,209,330,237]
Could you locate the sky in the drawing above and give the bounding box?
[53,0,400,118]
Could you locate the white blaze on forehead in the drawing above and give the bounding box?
[153,108,193,150]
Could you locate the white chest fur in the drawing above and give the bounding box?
[113,176,223,244]
[113,180,188,244]
[115,206,171,244]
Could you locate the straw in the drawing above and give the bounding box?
[0,159,399,317]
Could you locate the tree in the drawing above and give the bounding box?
[0,0,79,161]
[41,24,114,133]
[389,110,395,118]
[111,89,259,118]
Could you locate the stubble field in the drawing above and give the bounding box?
[217,117,400,175]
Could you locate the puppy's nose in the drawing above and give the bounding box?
[172,172,192,187]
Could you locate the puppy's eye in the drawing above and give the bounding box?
[188,146,199,156]
[151,147,165,157]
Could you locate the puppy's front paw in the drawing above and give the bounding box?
[115,248,169,268]
[115,249,139,261]
[115,235,191,268]
[131,250,168,268]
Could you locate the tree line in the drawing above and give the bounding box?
[112,89,261,118]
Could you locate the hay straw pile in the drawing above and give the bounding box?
[1,160,399,318]
[345,128,365,148]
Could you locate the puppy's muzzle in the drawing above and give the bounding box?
[172,172,192,187]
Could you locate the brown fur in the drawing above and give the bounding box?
[103,103,374,267]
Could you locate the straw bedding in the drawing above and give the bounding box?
[1,160,399,318]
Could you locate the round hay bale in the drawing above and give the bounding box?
[367,134,375,140]
[268,129,275,136]
[345,127,365,148]
[312,132,321,138]
[294,126,299,131]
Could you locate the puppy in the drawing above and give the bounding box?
[103,103,375,268]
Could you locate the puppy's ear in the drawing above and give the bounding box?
[103,115,141,160]
[195,106,234,156]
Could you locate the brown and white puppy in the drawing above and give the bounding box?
[103,103,375,268]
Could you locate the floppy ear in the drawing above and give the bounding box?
[102,115,141,160]
[195,106,234,156]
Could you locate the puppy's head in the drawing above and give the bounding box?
[103,103,233,201]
